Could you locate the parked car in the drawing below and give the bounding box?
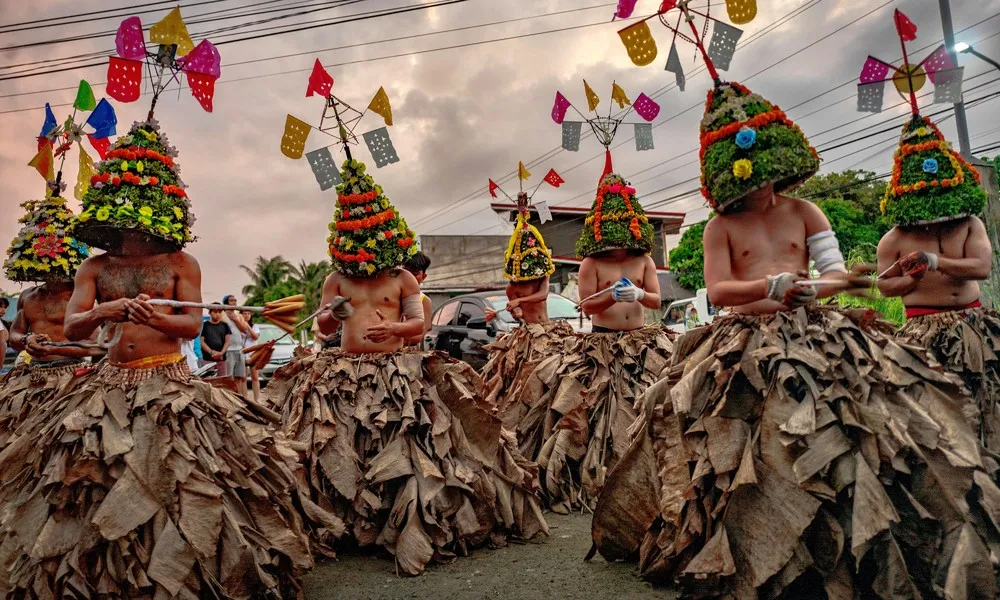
[425,292,590,370]
[662,288,718,334]
[192,323,297,387]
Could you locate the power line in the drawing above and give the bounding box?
[0,0,234,32]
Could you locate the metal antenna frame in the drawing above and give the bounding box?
[318,94,365,160]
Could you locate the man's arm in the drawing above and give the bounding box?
[703,218,768,307]
[227,310,252,335]
[64,258,129,341]
[220,332,230,355]
[8,294,29,351]
[422,297,433,334]
[640,256,661,310]
[125,253,204,339]
[200,335,213,358]
[800,200,852,300]
[876,229,919,298]
[936,217,993,280]
[579,260,615,317]
[317,273,344,336]
[510,277,550,311]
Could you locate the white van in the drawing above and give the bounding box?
[662,288,717,334]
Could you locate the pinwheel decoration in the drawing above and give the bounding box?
[105,8,221,116]
[856,10,964,114]
[280,59,400,191]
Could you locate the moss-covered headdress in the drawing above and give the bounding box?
[327,158,417,277]
[505,192,555,281]
[881,115,985,226]
[73,120,194,251]
[576,173,654,258]
[5,196,90,283]
[699,82,819,213]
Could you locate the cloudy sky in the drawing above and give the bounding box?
[2,0,1000,301]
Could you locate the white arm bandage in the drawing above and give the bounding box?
[807,230,847,275]
[402,294,424,320]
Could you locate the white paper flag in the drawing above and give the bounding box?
[665,41,685,91]
[707,21,743,71]
[362,127,400,168]
[856,81,885,114]
[306,146,341,191]
[634,123,654,151]
[535,201,553,223]
[562,121,582,152]
[933,66,964,104]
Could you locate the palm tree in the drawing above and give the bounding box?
[291,260,331,323]
[240,256,294,305]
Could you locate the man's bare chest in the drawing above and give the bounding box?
[97,260,176,301]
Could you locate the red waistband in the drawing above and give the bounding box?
[905,299,982,319]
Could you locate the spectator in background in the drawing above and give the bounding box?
[0,296,11,332]
[402,252,433,346]
[200,306,230,375]
[180,338,199,371]
[0,318,8,368]
[311,319,330,353]
[222,295,251,396]
[242,310,262,400]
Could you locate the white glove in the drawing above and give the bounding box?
[327,296,355,321]
[766,273,816,307]
[612,281,645,303]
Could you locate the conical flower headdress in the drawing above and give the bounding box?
[576,173,654,258]
[5,196,90,283]
[504,192,555,281]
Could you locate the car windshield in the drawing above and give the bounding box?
[256,325,295,345]
[484,294,580,322]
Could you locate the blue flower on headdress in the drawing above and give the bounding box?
[735,127,757,150]
[922,158,939,174]
[70,239,89,256]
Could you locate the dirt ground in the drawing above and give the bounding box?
[303,512,677,599]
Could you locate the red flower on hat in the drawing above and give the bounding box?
[33,235,62,259]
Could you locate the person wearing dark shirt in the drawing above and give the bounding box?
[200,306,230,375]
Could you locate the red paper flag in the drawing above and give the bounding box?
[88,134,111,160]
[186,71,216,112]
[488,179,499,199]
[600,150,614,183]
[36,136,49,151]
[893,9,917,42]
[543,169,565,188]
[659,0,677,11]
[306,59,334,97]
[106,57,142,103]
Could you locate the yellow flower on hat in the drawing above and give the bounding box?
[365,239,376,248]
[733,159,753,180]
[366,263,376,274]
[139,206,153,217]
[173,206,184,219]
[136,161,144,173]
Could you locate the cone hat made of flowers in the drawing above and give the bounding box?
[699,82,819,213]
[881,115,985,226]
[505,192,555,281]
[5,195,90,283]
[73,120,193,251]
[327,158,417,277]
[576,172,654,258]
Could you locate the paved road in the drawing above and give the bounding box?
[303,512,677,599]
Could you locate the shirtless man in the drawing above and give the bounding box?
[9,281,102,362]
[506,275,551,323]
[402,251,433,346]
[579,249,661,331]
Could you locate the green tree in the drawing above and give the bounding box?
[669,218,711,291]
[792,169,890,262]
[240,256,293,306]
[291,260,331,325]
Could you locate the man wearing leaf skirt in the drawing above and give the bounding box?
[591,82,1000,599]
[263,158,547,577]
[0,120,313,598]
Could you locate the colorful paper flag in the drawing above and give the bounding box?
[86,98,117,138]
[659,0,678,10]
[583,80,600,112]
[106,57,143,103]
[551,91,571,124]
[306,59,334,97]
[362,127,399,168]
[186,71,216,112]
[725,0,757,25]
[633,93,660,122]
[859,56,892,83]
[40,103,57,138]
[74,80,97,111]
[368,87,393,126]
[75,146,97,201]
[923,45,955,84]
[115,16,146,60]
[665,41,685,91]
[488,179,500,199]
[182,40,221,78]
[88,134,111,159]
[856,81,886,114]
[535,201,553,224]
[707,21,743,71]
[518,162,531,180]
[894,9,917,42]
[615,0,639,19]
[280,115,311,159]
[562,121,582,152]
[618,21,658,67]
[543,169,564,188]
[28,143,54,181]
[634,123,654,151]
[611,83,631,108]
[933,67,964,104]
[306,147,342,191]
[150,7,194,56]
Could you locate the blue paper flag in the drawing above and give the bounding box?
[40,103,57,137]
[86,98,118,138]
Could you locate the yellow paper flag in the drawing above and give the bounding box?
[611,83,631,109]
[518,161,531,181]
[280,115,311,159]
[618,21,658,67]
[368,87,393,127]
[75,147,97,201]
[150,7,195,57]
[726,0,757,25]
[28,143,54,182]
[583,80,600,112]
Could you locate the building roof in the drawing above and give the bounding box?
[491,202,685,226]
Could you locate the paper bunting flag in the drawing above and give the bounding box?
[518,162,531,180]
[618,21,658,67]
[106,57,142,103]
[535,201,553,224]
[561,121,582,151]
[923,45,955,84]
[280,115,311,159]
[665,42,685,91]
[489,179,500,198]
[583,80,600,112]
[86,98,117,138]
[856,81,885,113]
[183,40,221,78]
[362,127,399,168]
[933,67,963,104]
[187,71,216,112]
[894,9,917,42]
[115,16,146,60]
[634,123,654,151]
[149,7,194,57]
[74,80,97,111]
[633,93,660,122]
[726,0,757,25]
[615,0,639,19]
[75,146,97,201]
[543,169,564,188]
[495,209,513,232]
[611,83,631,108]
[306,147,342,191]
[88,134,110,159]
[307,59,334,97]
[659,0,678,10]
[551,91,571,124]
[859,56,891,83]
[368,87,393,127]
[28,143,54,181]
[40,103,57,138]
[707,21,743,71]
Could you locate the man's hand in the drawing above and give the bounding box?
[328,296,354,321]
[25,333,51,357]
[99,298,131,323]
[125,294,156,326]
[612,280,645,303]
[767,271,816,308]
[365,311,398,343]
[900,251,938,278]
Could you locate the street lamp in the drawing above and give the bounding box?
[954,42,1000,72]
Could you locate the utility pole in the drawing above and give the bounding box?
[937,0,972,158]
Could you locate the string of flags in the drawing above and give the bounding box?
[551,80,660,153]
[281,59,400,191]
[488,164,565,224]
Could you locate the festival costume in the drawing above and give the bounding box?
[263,159,547,577]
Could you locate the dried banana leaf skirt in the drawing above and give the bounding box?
[0,359,313,599]
[516,325,674,513]
[263,349,547,577]
[593,307,1000,599]
[0,360,90,450]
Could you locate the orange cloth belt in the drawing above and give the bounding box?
[111,353,184,369]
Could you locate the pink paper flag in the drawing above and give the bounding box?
[182,40,221,78]
[106,57,142,103]
[615,0,639,18]
[307,59,334,97]
[187,71,216,112]
[859,56,892,83]
[115,16,146,60]
[923,45,955,83]
[551,91,571,124]
[633,93,660,122]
